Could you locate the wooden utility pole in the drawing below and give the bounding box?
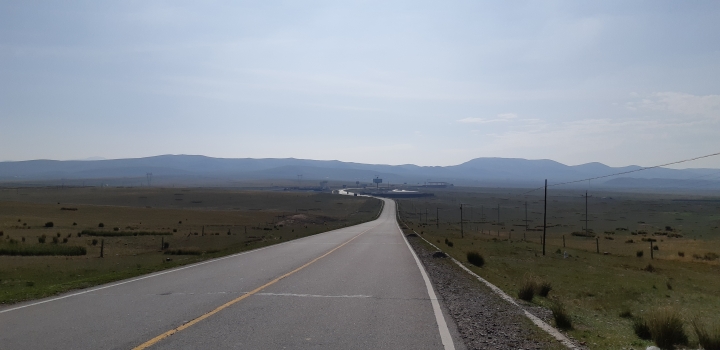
[524,201,528,241]
[436,207,439,228]
[542,179,547,256]
[460,204,464,238]
[100,239,104,258]
[596,237,599,253]
[497,204,501,237]
[650,241,654,259]
[425,208,428,224]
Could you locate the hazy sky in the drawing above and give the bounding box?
[2,1,720,168]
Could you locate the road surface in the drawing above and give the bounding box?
[0,199,459,349]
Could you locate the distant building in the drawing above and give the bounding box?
[423,181,450,188]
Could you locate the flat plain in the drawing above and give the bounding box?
[0,187,381,304]
[397,186,720,349]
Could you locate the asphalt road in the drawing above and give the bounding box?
[0,198,460,349]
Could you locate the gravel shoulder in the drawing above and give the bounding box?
[406,233,568,350]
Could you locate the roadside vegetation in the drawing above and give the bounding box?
[398,187,720,349]
[0,187,381,304]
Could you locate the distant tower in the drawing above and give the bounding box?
[146,173,153,187]
[373,176,382,189]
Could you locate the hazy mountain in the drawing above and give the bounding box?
[0,155,718,188]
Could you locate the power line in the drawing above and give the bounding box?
[521,151,720,194]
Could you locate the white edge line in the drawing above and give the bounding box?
[0,219,380,314]
[399,216,578,349]
[393,202,455,350]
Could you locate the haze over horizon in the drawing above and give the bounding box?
[2,1,720,169]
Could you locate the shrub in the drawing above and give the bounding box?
[163,242,170,249]
[98,223,104,228]
[644,264,656,272]
[626,239,634,243]
[62,238,68,243]
[444,238,454,247]
[647,307,688,349]
[80,230,172,237]
[549,299,572,329]
[693,318,720,350]
[113,227,119,231]
[537,281,552,297]
[45,222,54,228]
[72,222,77,226]
[705,252,720,261]
[518,277,537,301]
[164,249,202,255]
[653,245,659,251]
[92,239,98,246]
[619,309,633,319]
[52,236,59,244]
[56,232,61,238]
[678,251,685,257]
[0,244,86,256]
[637,250,644,257]
[38,234,48,243]
[633,317,652,340]
[467,251,485,267]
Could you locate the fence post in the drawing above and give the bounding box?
[563,235,565,248]
[100,239,104,258]
[596,237,599,254]
[161,237,164,250]
[650,241,653,259]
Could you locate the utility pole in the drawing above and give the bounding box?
[460,204,464,238]
[425,208,428,224]
[582,191,592,234]
[524,201,528,241]
[543,179,547,256]
[497,204,500,237]
[436,207,439,228]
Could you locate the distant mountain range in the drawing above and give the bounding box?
[1,155,719,189]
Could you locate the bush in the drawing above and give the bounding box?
[164,249,202,255]
[518,277,537,301]
[98,223,104,228]
[549,299,572,329]
[637,250,644,257]
[537,281,552,297]
[678,251,685,257]
[113,227,119,231]
[644,264,656,272]
[466,251,485,267]
[44,222,54,228]
[633,317,652,340]
[72,222,77,226]
[80,230,172,237]
[62,238,68,243]
[38,235,46,244]
[647,307,688,349]
[619,309,633,319]
[0,244,86,256]
[92,239,98,246]
[444,238,454,247]
[52,237,59,244]
[693,318,720,350]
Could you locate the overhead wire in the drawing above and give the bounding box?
[520,151,720,195]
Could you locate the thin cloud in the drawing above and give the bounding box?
[458,113,518,124]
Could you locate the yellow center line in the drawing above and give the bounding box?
[132,225,377,350]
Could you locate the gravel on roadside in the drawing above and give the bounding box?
[406,234,568,350]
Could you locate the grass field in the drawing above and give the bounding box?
[0,187,381,304]
[397,186,720,349]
